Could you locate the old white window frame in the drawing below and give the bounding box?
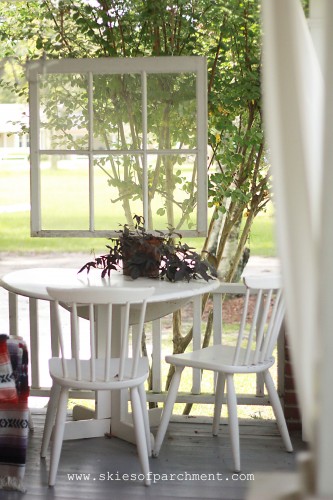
[27,56,208,237]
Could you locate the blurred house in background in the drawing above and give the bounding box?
[0,104,29,160]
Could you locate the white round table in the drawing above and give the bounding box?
[0,267,220,322]
[0,268,220,442]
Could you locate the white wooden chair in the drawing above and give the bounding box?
[40,285,155,486]
[153,275,293,471]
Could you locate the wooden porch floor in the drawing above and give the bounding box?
[1,410,307,500]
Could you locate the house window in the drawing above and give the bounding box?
[27,57,207,237]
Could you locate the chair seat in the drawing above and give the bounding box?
[49,357,149,390]
[42,285,155,487]
[165,344,275,374]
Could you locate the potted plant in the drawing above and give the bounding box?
[79,215,217,282]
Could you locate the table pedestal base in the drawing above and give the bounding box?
[63,403,162,445]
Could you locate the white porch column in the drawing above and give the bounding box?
[315,2,333,495]
[308,0,326,72]
[262,0,323,447]
[261,0,333,496]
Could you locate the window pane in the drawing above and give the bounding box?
[148,154,197,231]
[147,73,197,150]
[40,155,89,229]
[39,74,89,150]
[29,57,206,236]
[94,154,143,229]
[93,74,142,150]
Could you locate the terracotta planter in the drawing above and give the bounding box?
[121,235,164,279]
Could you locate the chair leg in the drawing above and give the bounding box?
[264,370,293,452]
[41,383,61,458]
[153,365,184,457]
[213,372,225,436]
[48,387,69,487]
[130,386,151,486]
[138,382,152,456]
[226,374,241,472]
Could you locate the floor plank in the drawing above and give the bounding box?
[0,410,306,500]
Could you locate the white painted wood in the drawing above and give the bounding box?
[213,292,222,346]
[152,319,162,393]
[0,268,219,304]
[226,374,240,472]
[138,382,152,456]
[49,301,59,357]
[130,386,151,485]
[147,406,163,427]
[256,298,266,396]
[8,291,18,337]
[1,271,288,428]
[212,373,225,435]
[1,270,287,413]
[28,62,41,235]
[26,56,206,76]
[191,295,201,394]
[264,370,293,452]
[41,383,60,457]
[87,71,95,232]
[153,276,292,472]
[262,0,322,444]
[196,56,208,235]
[33,147,198,156]
[48,387,68,486]
[42,285,155,485]
[27,56,207,237]
[147,392,271,406]
[308,0,326,72]
[262,0,333,495]
[256,373,265,398]
[28,229,205,238]
[247,472,302,500]
[315,1,333,495]
[62,416,112,441]
[153,366,183,457]
[277,322,285,398]
[141,70,149,226]
[29,297,40,389]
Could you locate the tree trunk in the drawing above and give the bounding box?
[217,216,242,280]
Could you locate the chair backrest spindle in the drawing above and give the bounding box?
[131,299,148,378]
[118,302,130,382]
[232,275,284,367]
[46,286,155,384]
[253,288,272,365]
[265,292,285,360]
[88,303,96,382]
[104,303,112,382]
[54,299,68,378]
[233,288,251,365]
[245,288,263,365]
[71,303,81,381]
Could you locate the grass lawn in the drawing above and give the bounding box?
[0,164,277,256]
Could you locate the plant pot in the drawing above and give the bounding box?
[121,235,164,279]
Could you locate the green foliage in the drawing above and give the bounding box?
[205,1,269,218]
[199,1,270,281]
[79,214,217,281]
[0,0,270,276]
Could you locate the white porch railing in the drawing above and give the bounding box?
[3,283,285,409]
